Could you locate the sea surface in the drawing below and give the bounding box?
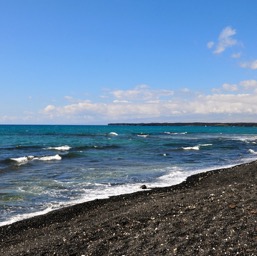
[1,124,257,226]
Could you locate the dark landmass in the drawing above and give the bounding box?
[1,161,257,255]
[108,122,257,127]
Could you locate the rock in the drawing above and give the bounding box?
[228,204,236,209]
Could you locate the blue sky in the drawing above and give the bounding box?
[1,0,257,124]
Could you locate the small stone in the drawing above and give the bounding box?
[229,204,236,209]
[140,185,147,189]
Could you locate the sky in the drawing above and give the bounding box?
[1,0,257,124]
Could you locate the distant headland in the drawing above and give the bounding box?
[108,122,257,127]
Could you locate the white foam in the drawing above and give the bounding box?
[47,145,71,151]
[79,183,143,202]
[109,132,118,136]
[164,132,187,135]
[183,146,200,150]
[10,156,28,164]
[1,160,253,227]
[137,134,148,138]
[10,154,62,164]
[35,154,62,161]
[249,149,257,155]
[10,156,34,165]
[182,144,212,150]
[152,168,188,187]
[0,205,56,227]
[0,183,143,227]
[233,136,257,143]
[199,144,213,147]
[153,162,245,189]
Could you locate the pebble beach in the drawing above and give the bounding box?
[1,160,257,255]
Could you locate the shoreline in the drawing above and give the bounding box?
[0,161,245,227]
[1,160,257,255]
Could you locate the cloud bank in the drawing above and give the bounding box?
[41,82,257,123]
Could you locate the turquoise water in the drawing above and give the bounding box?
[1,125,257,226]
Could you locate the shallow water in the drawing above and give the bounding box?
[1,124,257,226]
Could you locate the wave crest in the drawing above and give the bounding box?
[183,146,200,151]
[249,149,257,155]
[10,154,62,164]
[47,145,71,151]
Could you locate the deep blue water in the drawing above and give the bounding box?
[1,124,257,226]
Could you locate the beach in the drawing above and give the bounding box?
[1,160,257,255]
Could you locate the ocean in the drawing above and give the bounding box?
[1,124,257,226]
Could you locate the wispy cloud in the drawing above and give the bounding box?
[109,84,174,102]
[239,80,257,90]
[240,60,257,70]
[208,27,257,70]
[222,83,238,92]
[207,26,238,54]
[214,80,257,92]
[231,52,241,59]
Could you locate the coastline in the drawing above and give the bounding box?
[1,160,257,255]
[108,122,257,127]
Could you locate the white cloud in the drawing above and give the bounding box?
[41,83,257,123]
[208,27,257,70]
[240,60,257,70]
[113,100,129,103]
[231,52,241,59]
[110,84,174,102]
[208,26,238,54]
[180,88,190,93]
[213,80,257,93]
[239,80,257,89]
[44,105,56,112]
[207,41,214,49]
[222,83,238,91]
[194,93,256,114]
[42,85,180,122]
[0,115,18,122]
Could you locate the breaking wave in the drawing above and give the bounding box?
[249,149,257,155]
[10,154,62,165]
[47,145,71,151]
[182,144,212,151]
[182,146,200,151]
